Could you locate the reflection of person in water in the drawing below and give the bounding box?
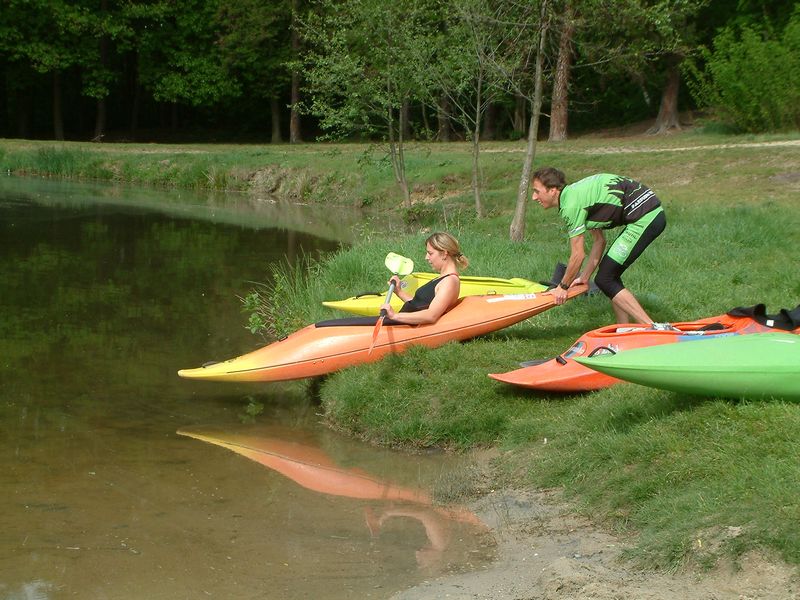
[364,506,451,570]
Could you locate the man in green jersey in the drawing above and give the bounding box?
[531,167,666,323]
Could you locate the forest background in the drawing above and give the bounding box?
[1,0,797,148]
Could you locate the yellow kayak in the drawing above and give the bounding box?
[322,272,548,316]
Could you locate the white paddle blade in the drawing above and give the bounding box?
[385,252,414,276]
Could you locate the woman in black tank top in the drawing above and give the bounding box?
[380,232,469,325]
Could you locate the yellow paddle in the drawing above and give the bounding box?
[368,252,415,355]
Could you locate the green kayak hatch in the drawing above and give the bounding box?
[574,332,800,400]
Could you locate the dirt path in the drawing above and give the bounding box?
[393,488,799,600]
[484,139,800,155]
[579,139,800,155]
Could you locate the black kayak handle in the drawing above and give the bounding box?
[588,346,617,357]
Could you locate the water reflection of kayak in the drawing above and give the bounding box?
[178,286,586,383]
[323,272,547,316]
[178,426,431,504]
[177,426,485,527]
[489,303,800,393]
[178,426,489,570]
[575,332,800,400]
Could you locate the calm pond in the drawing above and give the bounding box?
[0,177,494,600]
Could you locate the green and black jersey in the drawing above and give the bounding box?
[559,174,662,238]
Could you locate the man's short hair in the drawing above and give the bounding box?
[532,167,566,190]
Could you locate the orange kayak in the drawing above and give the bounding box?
[178,285,587,383]
[488,303,800,392]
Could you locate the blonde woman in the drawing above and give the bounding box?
[380,232,469,325]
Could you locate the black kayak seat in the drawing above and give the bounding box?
[727,303,800,331]
[315,316,408,328]
[697,322,726,331]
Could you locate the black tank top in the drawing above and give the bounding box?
[400,273,457,313]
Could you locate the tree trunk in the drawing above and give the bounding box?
[421,102,431,138]
[93,98,107,141]
[482,102,497,141]
[53,71,64,140]
[388,102,411,207]
[510,0,550,242]
[93,0,108,142]
[271,97,283,143]
[437,94,451,142]
[401,99,411,140]
[471,135,482,218]
[549,2,575,142]
[0,67,7,138]
[289,74,302,143]
[648,55,682,134]
[472,75,483,218]
[129,52,140,140]
[16,87,31,138]
[130,82,141,140]
[513,94,527,136]
[289,0,302,143]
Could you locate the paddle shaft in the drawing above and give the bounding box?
[380,280,397,317]
[369,280,397,354]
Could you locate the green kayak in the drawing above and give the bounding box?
[574,332,800,400]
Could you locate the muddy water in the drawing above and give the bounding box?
[0,178,493,600]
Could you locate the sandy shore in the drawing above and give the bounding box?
[392,488,799,600]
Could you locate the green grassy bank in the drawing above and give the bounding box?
[2,131,799,213]
[4,132,800,572]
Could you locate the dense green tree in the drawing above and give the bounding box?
[216,0,292,142]
[0,0,794,143]
[558,0,709,135]
[82,0,151,140]
[135,0,235,128]
[639,0,710,134]
[425,0,533,217]
[0,0,233,140]
[701,0,798,31]
[685,7,800,132]
[0,0,99,139]
[300,0,439,206]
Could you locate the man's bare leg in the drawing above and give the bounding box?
[611,288,652,324]
[611,301,631,324]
